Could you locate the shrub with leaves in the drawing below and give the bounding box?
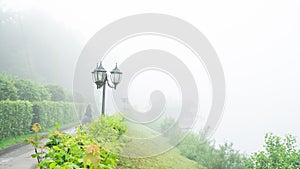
[244,133,300,169]
[87,115,127,138]
[86,115,126,154]
[39,126,104,169]
[38,85,52,101]
[178,132,246,169]
[14,79,38,101]
[45,84,66,101]
[0,75,18,100]
[26,123,46,164]
[30,116,126,169]
[1,74,53,102]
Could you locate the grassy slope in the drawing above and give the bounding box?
[117,122,205,169]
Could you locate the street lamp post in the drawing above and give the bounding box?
[92,62,123,116]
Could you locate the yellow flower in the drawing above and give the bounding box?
[32,123,42,133]
[39,145,47,149]
[54,130,62,136]
[27,137,34,144]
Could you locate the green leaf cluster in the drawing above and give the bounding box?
[0,74,84,102]
[0,75,18,100]
[35,116,126,169]
[0,100,78,140]
[87,115,127,140]
[0,74,51,101]
[244,133,300,169]
[12,78,50,101]
[45,84,66,101]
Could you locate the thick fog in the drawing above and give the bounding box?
[1,0,300,153]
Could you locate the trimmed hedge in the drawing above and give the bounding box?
[0,75,85,140]
[32,101,78,130]
[0,100,33,140]
[0,100,80,140]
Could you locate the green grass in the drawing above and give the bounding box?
[118,148,204,169]
[117,122,205,169]
[0,122,79,150]
[0,133,34,150]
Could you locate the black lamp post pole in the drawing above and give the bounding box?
[101,78,106,116]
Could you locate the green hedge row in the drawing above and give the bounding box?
[0,74,86,102]
[0,100,79,140]
[0,74,51,101]
[32,101,78,129]
[0,100,33,140]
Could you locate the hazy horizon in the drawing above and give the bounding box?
[1,0,300,154]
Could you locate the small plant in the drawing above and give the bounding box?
[25,123,46,164]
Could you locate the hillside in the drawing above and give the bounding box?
[117,122,205,169]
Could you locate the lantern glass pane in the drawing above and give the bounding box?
[94,71,98,81]
[95,72,99,82]
[102,72,107,82]
[111,73,122,84]
[96,71,104,82]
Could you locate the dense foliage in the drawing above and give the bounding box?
[45,84,66,101]
[160,115,300,169]
[13,78,51,101]
[158,117,246,169]
[0,76,18,100]
[28,116,126,169]
[0,100,78,140]
[0,74,83,102]
[0,74,86,143]
[244,133,300,169]
[32,101,78,129]
[178,132,246,169]
[87,115,127,141]
[0,75,50,101]
[0,100,33,140]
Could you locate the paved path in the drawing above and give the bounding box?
[0,127,76,169]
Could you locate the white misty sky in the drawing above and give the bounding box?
[3,0,300,153]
